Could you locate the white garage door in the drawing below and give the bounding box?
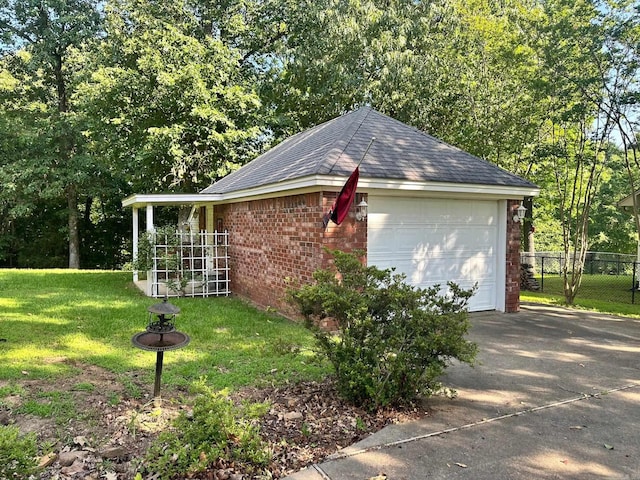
[367,196,500,311]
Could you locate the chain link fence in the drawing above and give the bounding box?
[521,252,639,304]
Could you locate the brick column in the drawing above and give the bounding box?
[505,200,522,312]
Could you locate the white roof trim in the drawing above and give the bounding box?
[122,193,222,208]
[123,175,540,208]
[618,191,639,208]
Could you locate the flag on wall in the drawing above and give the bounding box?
[322,136,374,228]
[328,166,359,226]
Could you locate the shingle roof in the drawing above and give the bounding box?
[201,107,536,194]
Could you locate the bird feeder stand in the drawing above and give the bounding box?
[131,298,190,398]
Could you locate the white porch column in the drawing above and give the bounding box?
[132,207,139,282]
[145,205,154,296]
[146,205,154,233]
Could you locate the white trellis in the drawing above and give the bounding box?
[150,230,230,298]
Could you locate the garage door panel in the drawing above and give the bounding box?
[371,198,497,226]
[368,197,500,312]
[369,253,496,284]
[370,227,496,256]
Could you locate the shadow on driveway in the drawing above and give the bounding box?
[287,303,640,480]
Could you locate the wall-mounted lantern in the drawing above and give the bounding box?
[355,199,368,222]
[513,203,527,223]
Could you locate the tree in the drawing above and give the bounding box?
[528,0,616,304]
[80,0,263,195]
[593,1,640,259]
[260,0,548,168]
[589,150,637,254]
[0,0,102,268]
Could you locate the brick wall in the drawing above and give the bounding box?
[505,199,522,312]
[218,193,519,315]
[217,191,367,316]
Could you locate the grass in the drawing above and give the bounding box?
[521,273,640,319]
[16,391,77,424]
[0,269,329,392]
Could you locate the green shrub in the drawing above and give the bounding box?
[0,425,39,479]
[289,250,478,409]
[141,383,270,479]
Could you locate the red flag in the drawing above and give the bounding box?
[329,167,359,225]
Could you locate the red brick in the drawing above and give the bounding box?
[505,199,522,313]
[217,192,367,316]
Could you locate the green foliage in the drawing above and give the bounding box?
[0,0,105,268]
[0,425,39,479]
[80,0,263,194]
[589,153,637,254]
[290,250,477,409]
[142,382,270,479]
[17,391,77,424]
[131,232,154,273]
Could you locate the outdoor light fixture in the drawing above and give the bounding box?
[356,199,368,221]
[513,203,527,223]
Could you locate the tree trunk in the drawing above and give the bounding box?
[53,50,80,269]
[67,185,80,269]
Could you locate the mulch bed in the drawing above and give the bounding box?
[196,378,427,479]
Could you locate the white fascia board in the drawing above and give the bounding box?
[122,193,222,208]
[122,176,540,207]
[358,178,540,199]
[213,175,540,202]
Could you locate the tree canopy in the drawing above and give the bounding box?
[1,0,638,299]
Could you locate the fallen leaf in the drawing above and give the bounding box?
[37,452,57,468]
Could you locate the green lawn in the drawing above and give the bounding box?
[0,270,328,392]
[3,269,638,395]
[521,273,640,319]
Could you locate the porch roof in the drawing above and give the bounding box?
[122,193,221,208]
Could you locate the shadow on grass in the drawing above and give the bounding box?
[0,270,329,391]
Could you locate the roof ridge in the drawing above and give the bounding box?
[324,106,372,175]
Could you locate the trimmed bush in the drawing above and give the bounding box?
[290,250,478,409]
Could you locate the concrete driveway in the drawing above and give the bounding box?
[285,303,640,479]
